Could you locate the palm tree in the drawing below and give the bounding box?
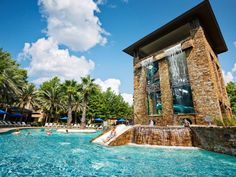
[80,76,98,128]
[0,49,27,106]
[17,83,37,109]
[16,83,37,122]
[73,92,83,124]
[61,80,78,126]
[38,84,63,123]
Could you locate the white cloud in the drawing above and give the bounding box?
[95,78,133,105]
[95,78,121,94]
[232,63,236,73]
[121,93,133,106]
[222,70,234,84]
[38,0,108,51]
[19,37,95,85]
[95,0,107,5]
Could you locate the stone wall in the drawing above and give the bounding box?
[133,126,192,146]
[105,125,236,156]
[109,128,133,146]
[191,126,236,156]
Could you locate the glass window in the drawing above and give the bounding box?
[146,61,162,115]
[168,52,194,114]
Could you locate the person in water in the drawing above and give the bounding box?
[12,129,21,136]
[66,129,68,134]
[27,132,31,136]
[183,119,190,127]
[104,126,116,143]
[47,131,52,136]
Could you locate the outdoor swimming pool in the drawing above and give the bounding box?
[0,128,235,176]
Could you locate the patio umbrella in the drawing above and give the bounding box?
[10,113,23,118]
[94,118,104,122]
[60,116,68,120]
[117,118,126,123]
[0,109,7,115]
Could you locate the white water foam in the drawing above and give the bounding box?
[128,143,200,150]
[59,142,71,145]
[71,148,86,153]
[164,43,182,57]
[91,162,110,170]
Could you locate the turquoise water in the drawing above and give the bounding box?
[0,129,236,177]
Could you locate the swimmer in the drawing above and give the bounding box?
[27,132,31,136]
[66,129,68,134]
[103,126,116,143]
[12,129,21,136]
[47,131,52,136]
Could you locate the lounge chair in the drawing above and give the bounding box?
[16,122,22,126]
[3,121,10,127]
[7,121,15,127]
[21,122,31,127]
[12,121,19,127]
[0,121,6,127]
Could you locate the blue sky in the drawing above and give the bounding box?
[0,0,236,105]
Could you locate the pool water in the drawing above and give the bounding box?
[0,129,236,177]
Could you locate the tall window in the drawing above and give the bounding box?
[168,52,194,114]
[146,61,162,115]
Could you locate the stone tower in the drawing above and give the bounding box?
[123,1,232,126]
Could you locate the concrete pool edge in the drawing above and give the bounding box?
[0,127,98,134]
[0,127,42,134]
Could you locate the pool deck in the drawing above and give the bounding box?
[0,127,98,134]
[0,127,41,133]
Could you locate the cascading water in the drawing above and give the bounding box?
[164,44,194,113]
[133,126,192,146]
[164,44,189,88]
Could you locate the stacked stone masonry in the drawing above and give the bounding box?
[133,19,232,126]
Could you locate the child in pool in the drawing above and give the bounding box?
[103,126,116,143]
[12,129,21,136]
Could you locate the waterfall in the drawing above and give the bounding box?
[164,44,189,88]
[133,126,192,146]
[164,44,194,113]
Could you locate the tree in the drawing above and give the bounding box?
[17,83,37,109]
[17,83,37,122]
[0,49,27,106]
[73,92,83,124]
[61,80,78,126]
[87,88,133,120]
[226,81,236,114]
[38,77,63,123]
[80,76,98,128]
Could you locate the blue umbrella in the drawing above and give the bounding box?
[10,113,22,118]
[0,109,7,115]
[94,118,103,122]
[117,118,126,123]
[60,116,68,120]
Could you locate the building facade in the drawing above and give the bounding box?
[123,1,232,125]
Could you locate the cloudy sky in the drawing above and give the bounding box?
[0,0,236,106]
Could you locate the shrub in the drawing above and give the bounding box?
[214,115,236,126]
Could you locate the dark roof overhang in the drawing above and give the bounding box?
[123,0,227,57]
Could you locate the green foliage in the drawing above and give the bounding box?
[226,82,236,115]
[0,49,133,125]
[37,77,64,122]
[214,115,236,126]
[0,48,28,105]
[61,80,79,125]
[87,88,133,120]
